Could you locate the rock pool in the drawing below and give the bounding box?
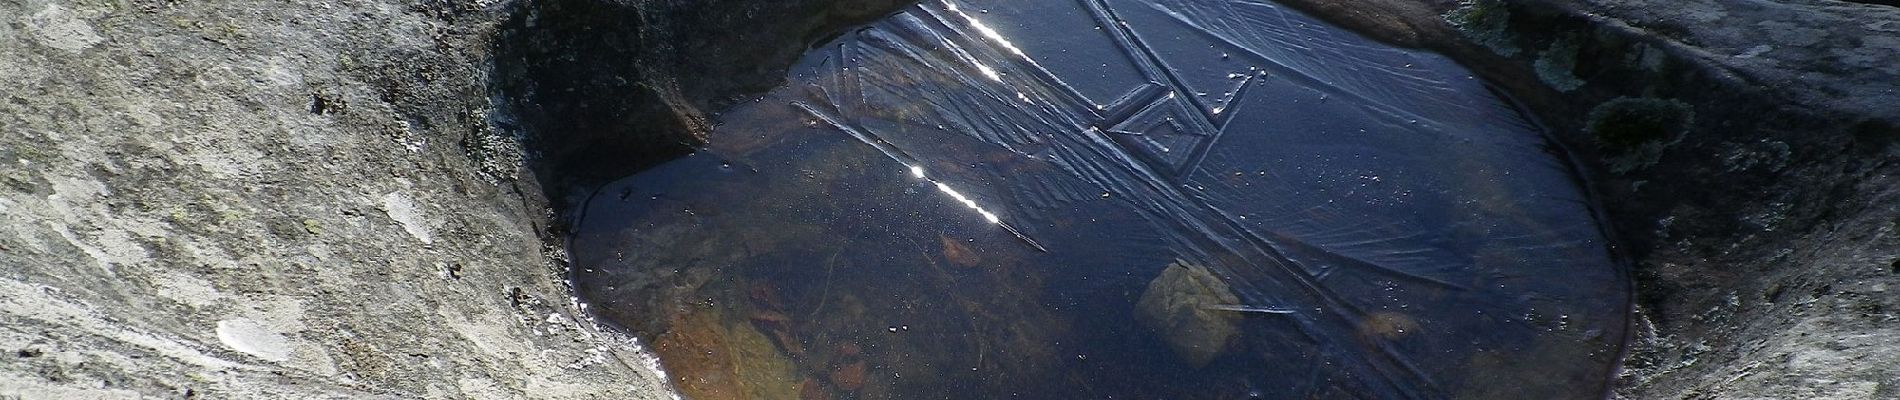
[570,0,1629,398]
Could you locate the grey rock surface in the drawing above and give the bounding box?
[0,0,672,398]
[1498,2,1900,399]
[1574,0,1900,125]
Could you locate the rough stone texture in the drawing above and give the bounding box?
[1581,0,1900,126]
[0,0,673,398]
[1464,2,1900,399]
[1567,3,1900,398]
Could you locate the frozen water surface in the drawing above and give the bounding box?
[571,1,1630,399]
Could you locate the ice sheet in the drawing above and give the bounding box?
[572,1,1629,398]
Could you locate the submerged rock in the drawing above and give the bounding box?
[1135,260,1242,368]
[653,307,803,400]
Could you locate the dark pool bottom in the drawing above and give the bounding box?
[569,0,1630,399]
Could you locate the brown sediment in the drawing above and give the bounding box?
[799,378,831,400]
[829,360,869,391]
[940,234,983,268]
[654,307,803,400]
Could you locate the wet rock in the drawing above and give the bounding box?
[491,0,697,192]
[1134,260,1242,368]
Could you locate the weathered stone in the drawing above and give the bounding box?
[0,0,676,398]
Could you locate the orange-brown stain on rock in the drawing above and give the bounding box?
[941,234,982,268]
[653,307,802,400]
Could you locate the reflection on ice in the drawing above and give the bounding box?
[796,101,1045,250]
[933,182,1001,225]
[945,2,1028,59]
[571,0,1630,399]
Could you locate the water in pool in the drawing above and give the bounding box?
[569,0,1630,398]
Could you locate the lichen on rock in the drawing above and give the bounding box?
[1445,0,1521,57]
[1535,34,1587,92]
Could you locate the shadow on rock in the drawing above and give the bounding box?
[489,0,916,205]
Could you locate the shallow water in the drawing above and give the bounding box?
[570,1,1629,399]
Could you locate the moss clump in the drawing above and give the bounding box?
[1586,97,1693,150]
[1586,97,1694,173]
